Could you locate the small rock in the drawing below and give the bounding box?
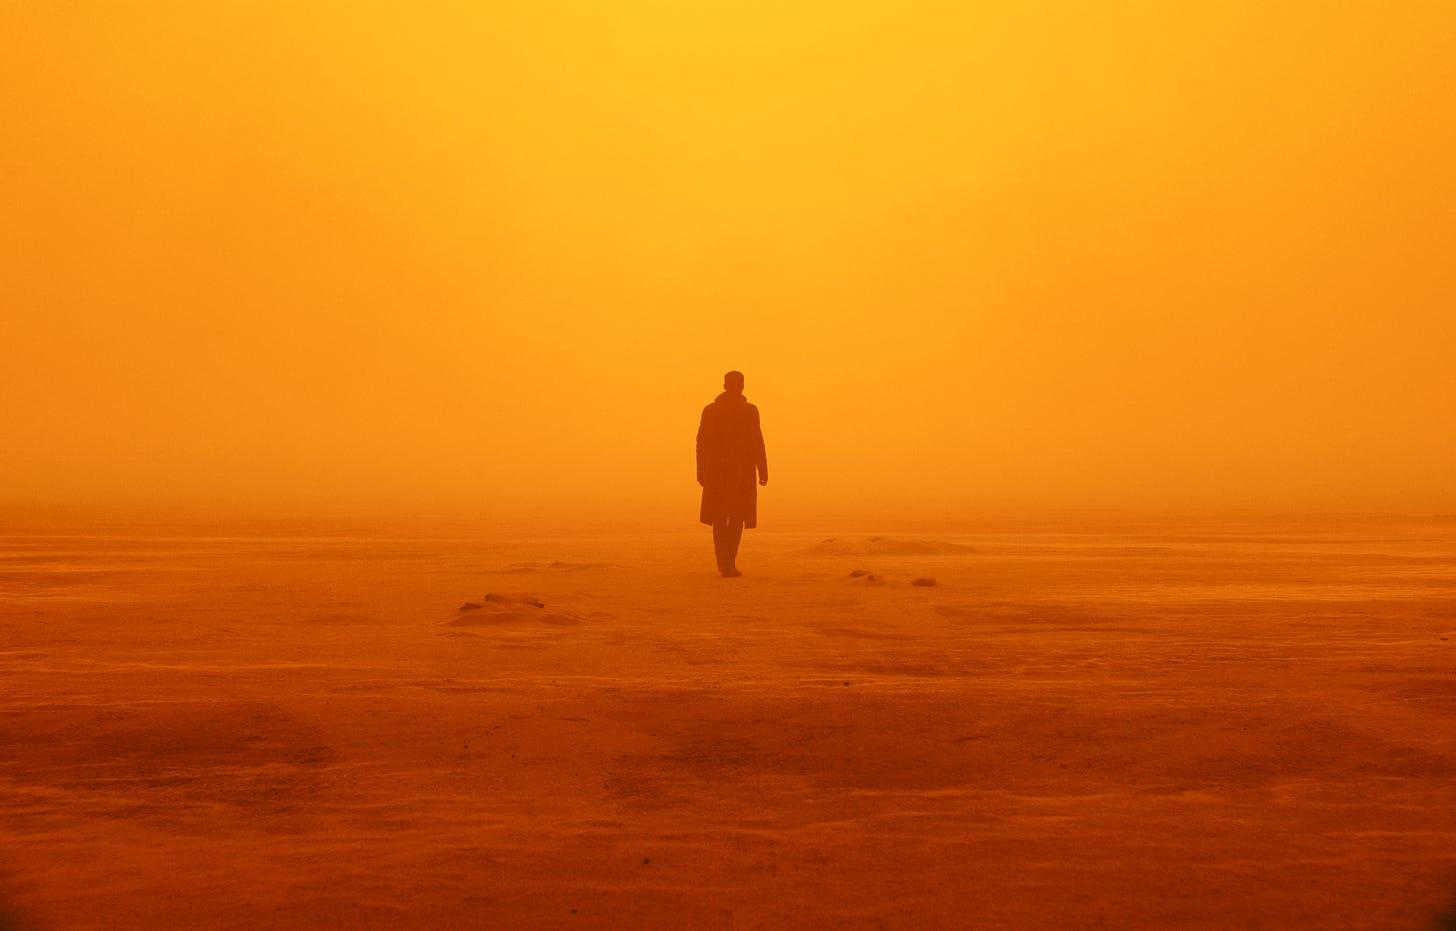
[866,574,880,582]
[458,602,483,612]
[642,857,651,865]
[849,569,870,578]
[911,578,937,587]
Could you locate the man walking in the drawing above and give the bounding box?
[696,371,768,577]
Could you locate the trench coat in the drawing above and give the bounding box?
[697,392,768,528]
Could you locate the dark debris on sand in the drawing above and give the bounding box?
[483,593,545,608]
[458,593,547,613]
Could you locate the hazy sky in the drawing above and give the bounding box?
[4,1,1454,519]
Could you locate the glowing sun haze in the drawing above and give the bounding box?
[3,1,1453,518]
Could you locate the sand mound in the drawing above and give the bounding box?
[482,561,609,574]
[809,537,973,556]
[450,592,583,627]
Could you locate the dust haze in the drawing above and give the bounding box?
[4,1,1455,519]
[5,5,1456,926]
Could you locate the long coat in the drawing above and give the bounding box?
[697,391,768,528]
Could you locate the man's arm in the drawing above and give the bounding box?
[696,408,708,486]
[754,408,768,486]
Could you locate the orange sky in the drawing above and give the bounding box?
[3,1,1454,519]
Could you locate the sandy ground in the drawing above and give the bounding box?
[2,517,1454,929]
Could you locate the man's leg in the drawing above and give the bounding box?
[712,520,729,573]
[721,519,743,575]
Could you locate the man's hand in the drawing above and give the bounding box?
[759,475,768,486]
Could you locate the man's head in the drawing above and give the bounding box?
[723,371,745,395]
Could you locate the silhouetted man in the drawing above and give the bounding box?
[697,371,768,578]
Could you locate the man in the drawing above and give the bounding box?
[696,371,768,577]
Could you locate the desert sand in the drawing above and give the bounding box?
[2,517,1454,928]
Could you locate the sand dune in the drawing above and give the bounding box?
[480,562,611,575]
[2,518,1454,928]
[807,536,974,556]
